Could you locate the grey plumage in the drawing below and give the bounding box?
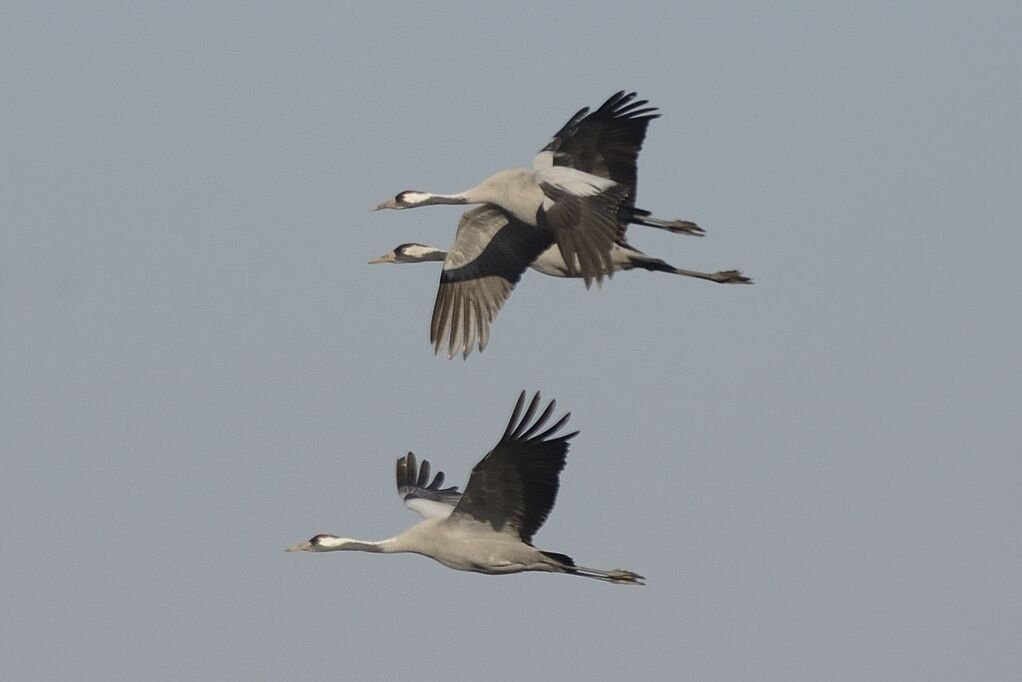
[374,91,748,358]
[371,214,751,358]
[376,92,678,286]
[286,391,644,585]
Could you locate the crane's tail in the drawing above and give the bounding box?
[624,208,705,237]
[541,550,645,585]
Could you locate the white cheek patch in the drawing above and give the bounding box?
[401,191,433,204]
[318,536,350,550]
[404,244,436,259]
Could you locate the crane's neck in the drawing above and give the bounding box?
[396,170,540,225]
[432,170,536,206]
[310,520,440,555]
[417,180,509,207]
[418,249,448,262]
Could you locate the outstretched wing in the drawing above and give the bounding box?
[396,451,462,520]
[431,206,553,359]
[535,90,659,206]
[445,391,578,544]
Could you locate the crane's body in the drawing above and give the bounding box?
[301,519,568,575]
[287,392,644,585]
[371,239,750,284]
[374,92,668,286]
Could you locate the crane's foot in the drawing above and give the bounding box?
[607,569,645,585]
[663,220,705,236]
[711,270,753,284]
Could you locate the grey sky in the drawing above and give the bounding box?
[3,2,1020,680]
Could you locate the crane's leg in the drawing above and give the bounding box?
[565,565,646,585]
[630,255,753,284]
[625,207,705,236]
[539,550,645,585]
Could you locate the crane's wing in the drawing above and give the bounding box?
[445,391,578,544]
[431,206,553,359]
[535,174,630,288]
[535,93,700,260]
[396,451,462,520]
[534,91,659,207]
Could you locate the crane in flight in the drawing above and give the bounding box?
[287,391,644,585]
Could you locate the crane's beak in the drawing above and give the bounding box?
[368,252,395,264]
[373,199,398,211]
[285,541,312,552]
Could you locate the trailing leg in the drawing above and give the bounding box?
[624,207,705,236]
[541,550,645,585]
[629,253,753,284]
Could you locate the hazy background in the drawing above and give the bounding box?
[3,2,1020,680]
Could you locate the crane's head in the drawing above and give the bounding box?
[286,533,346,552]
[373,191,433,211]
[369,243,447,264]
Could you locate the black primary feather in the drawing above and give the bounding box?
[447,391,578,544]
